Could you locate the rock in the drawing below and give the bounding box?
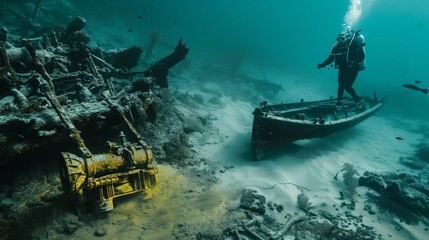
[396,173,417,186]
[240,189,266,215]
[94,227,107,237]
[177,114,202,133]
[198,115,209,126]
[63,221,79,235]
[358,171,388,192]
[400,185,429,216]
[276,204,284,213]
[176,106,204,133]
[384,181,401,196]
[267,201,274,211]
[163,132,191,163]
[408,183,429,197]
[368,172,429,218]
[182,115,203,133]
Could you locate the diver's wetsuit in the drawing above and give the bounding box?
[337,66,359,103]
[319,37,365,105]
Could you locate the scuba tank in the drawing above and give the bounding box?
[348,31,366,71]
[330,30,366,71]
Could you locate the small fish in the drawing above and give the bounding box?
[138,16,143,19]
[128,29,133,32]
[402,84,428,94]
[395,137,404,140]
[415,80,423,84]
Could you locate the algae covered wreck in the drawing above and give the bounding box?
[0,1,192,237]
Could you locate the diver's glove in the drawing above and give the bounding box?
[317,63,324,69]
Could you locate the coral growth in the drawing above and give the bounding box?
[296,192,312,211]
[341,163,359,200]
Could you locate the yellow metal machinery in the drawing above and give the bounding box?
[59,132,158,212]
[39,75,158,212]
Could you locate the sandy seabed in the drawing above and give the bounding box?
[169,64,429,240]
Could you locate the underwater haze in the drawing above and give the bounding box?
[74,0,429,119]
[2,1,429,238]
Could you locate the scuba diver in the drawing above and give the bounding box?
[317,29,366,109]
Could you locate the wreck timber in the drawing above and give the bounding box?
[0,16,189,165]
[251,94,386,159]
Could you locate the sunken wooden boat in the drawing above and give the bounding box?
[251,94,386,158]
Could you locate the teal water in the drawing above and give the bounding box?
[73,0,429,119]
[1,1,428,238]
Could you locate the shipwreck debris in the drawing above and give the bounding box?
[61,16,88,46]
[59,131,159,212]
[0,16,189,166]
[131,38,189,90]
[111,46,143,69]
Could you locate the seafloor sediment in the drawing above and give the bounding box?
[1,1,429,240]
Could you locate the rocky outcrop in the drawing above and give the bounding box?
[359,171,429,218]
[240,189,266,215]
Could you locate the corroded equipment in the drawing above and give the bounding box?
[36,71,158,212]
[59,133,158,212]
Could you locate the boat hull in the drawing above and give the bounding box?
[251,96,385,158]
